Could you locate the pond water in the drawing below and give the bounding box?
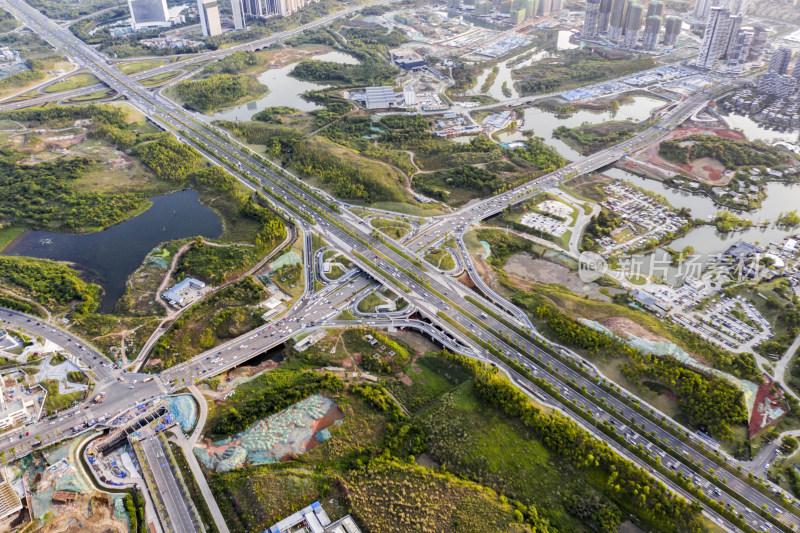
[4,190,222,313]
[555,30,579,50]
[718,111,800,144]
[211,51,360,121]
[498,95,667,159]
[471,49,557,102]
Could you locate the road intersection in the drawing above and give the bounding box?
[0,1,796,531]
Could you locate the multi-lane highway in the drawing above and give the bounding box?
[1,1,795,531]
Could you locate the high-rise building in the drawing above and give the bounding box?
[198,0,222,36]
[623,2,643,48]
[448,0,462,7]
[230,0,246,29]
[722,14,742,58]
[768,47,792,75]
[584,0,601,37]
[695,7,733,70]
[793,55,800,81]
[597,0,613,32]
[510,8,526,23]
[642,15,661,50]
[747,26,768,62]
[474,1,490,15]
[757,72,797,97]
[501,0,513,14]
[728,0,747,16]
[693,0,723,21]
[127,0,170,30]
[551,0,563,11]
[726,28,754,73]
[524,0,538,18]
[241,0,320,19]
[647,1,664,19]
[663,15,682,46]
[608,0,628,42]
[537,0,552,16]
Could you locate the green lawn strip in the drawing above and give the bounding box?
[41,379,85,415]
[167,440,220,533]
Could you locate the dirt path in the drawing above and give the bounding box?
[131,227,296,371]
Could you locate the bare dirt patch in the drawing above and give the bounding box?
[504,255,615,301]
[601,316,668,343]
[34,494,127,533]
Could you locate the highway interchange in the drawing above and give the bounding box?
[0,0,795,531]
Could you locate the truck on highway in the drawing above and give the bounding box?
[72,424,84,433]
[143,377,154,383]
[94,392,106,403]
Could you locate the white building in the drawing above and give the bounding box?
[695,7,734,70]
[197,0,222,37]
[127,0,170,30]
[403,85,416,106]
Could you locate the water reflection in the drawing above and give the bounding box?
[4,191,223,313]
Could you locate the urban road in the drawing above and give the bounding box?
[1,1,794,531]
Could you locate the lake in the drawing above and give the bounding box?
[4,190,223,313]
[211,50,360,121]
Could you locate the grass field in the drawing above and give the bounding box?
[41,379,85,415]
[0,226,25,252]
[387,354,471,414]
[42,73,100,94]
[425,248,456,271]
[370,217,412,239]
[140,70,183,87]
[63,88,117,103]
[117,59,167,75]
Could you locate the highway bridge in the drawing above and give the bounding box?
[0,1,795,532]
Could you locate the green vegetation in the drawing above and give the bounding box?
[177,240,259,285]
[149,277,267,370]
[777,210,800,227]
[289,27,407,87]
[553,120,645,155]
[168,441,220,533]
[387,354,470,413]
[0,257,100,315]
[116,59,167,75]
[713,210,753,233]
[659,135,785,169]
[581,207,622,251]
[516,49,656,95]
[0,8,19,33]
[0,150,147,232]
[370,217,412,239]
[41,379,86,414]
[28,0,124,19]
[67,371,88,384]
[481,66,499,93]
[343,458,533,533]
[123,492,146,533]
[425,248,456,271]
[173,74,268,113]
[206,365,344,439]
[356,291,384,313]
[202,51,265,75]
[42,73,100,94]
[412,138,564,206]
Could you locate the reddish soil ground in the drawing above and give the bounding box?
[622,125,748,185]
[749,375,788,437]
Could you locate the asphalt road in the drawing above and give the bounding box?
[138,434,200,533]
[2,1,794,530]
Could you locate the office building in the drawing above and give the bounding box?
[747,26,768,62]
[768,47,792,75]
[551,0,563,11]
[584,0,601,37]
[448,0,461,7]
[230,0,245,29]
[524,0,538,18]
[647,1,664,18]
[198,0,222,36]
[757,72,797,97]
[726,27,754,72]
[793,55,800,81]
[623,2,643,48]
[722,14,742,58]
[501,0,513,13]
[608,0,628,42]
[728,0,747,16]
[597,0,613,32]
[695,7,733,70]
[474,1,490,15]
[663,15,682,47]
[642,15,661,50]
[127,0,170,30]
[510,8,525,23]
[693,0,724,21]
[537,0,552,16]
[241,0,320,19]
